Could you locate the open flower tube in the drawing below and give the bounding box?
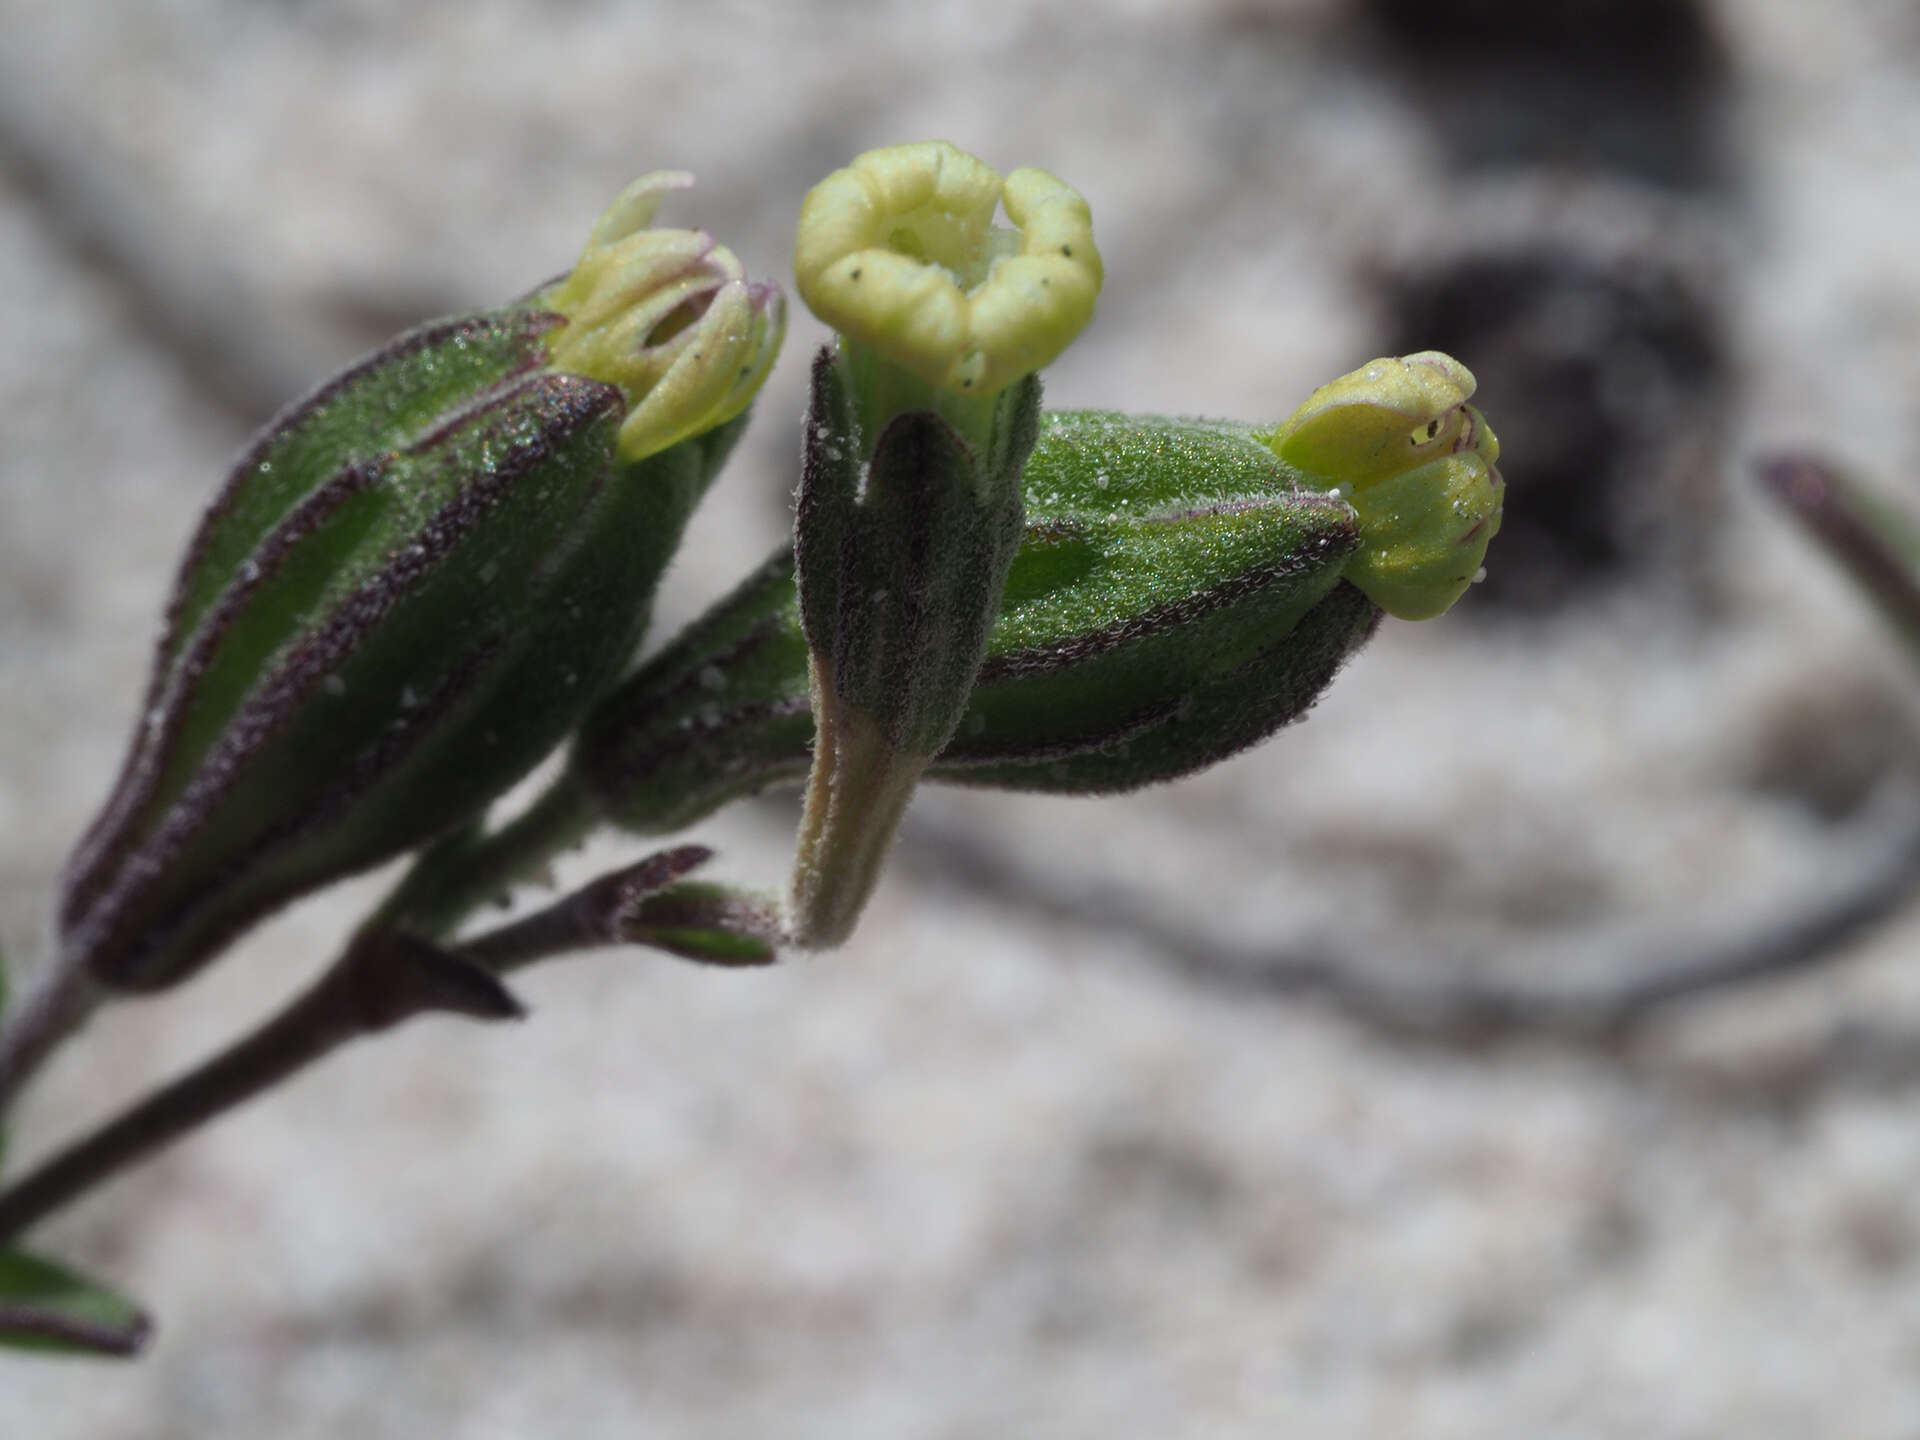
[785,141,1103,946]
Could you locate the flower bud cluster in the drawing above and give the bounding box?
[57,141,1504,988]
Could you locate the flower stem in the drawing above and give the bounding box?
[787,691,922,948]
[0,773,603,1243]
[0,926,524,1244]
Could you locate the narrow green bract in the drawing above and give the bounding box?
[0,1249,151,1357]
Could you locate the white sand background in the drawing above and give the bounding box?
[7,1,1920,1435]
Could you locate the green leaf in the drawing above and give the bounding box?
[0,1250,151,1358]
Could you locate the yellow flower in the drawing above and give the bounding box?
[1266,352,1505,621]
[545,172,785,463]
[793,141,1102,397]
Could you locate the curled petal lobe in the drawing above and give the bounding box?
[793,141,1102,396]
[794,142,1003,287]
[584,170,695,248]
[1268,351,1481,487]
[545,173,785,462]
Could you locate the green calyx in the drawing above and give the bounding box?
[795,350,1039,756]
[61,303,749,992]
[785,348,1041,947]
[943,411,1367,784]
[1264,351,1504,621]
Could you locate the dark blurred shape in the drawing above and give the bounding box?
[1752,454,1920,817]
[1359,0,1729,190]
[1381,245,1728,611]
[1363,0,1719,73]
[1760,454,1920,660]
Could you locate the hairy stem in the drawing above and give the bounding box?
[0,775,605,1242]
[787,686,922,949]
[0,929,521,1244]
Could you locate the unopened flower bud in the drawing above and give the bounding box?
[60,175,783,991]
[1266,351,1503,621]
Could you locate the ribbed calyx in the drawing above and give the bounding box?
[60,174,781,991]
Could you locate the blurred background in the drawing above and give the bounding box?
[7,0,1920,1434]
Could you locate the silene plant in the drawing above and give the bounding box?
[0,141,1503,1356]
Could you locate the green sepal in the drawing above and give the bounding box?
[786,345,1042,945]
[947,581,1379,791]
[161,307,565,683]
[64,309,557,924]
[944,411,1362,769]
[0,1250,152,1358]
[794,347,1039,755]
[61,304,748,990]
